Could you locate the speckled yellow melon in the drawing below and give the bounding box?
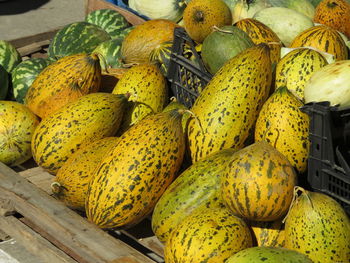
[183,0,232,43]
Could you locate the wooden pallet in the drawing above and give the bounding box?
[0,163,164,263]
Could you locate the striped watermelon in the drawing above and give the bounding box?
[0,64,8,99]
[48,21,111,60]
[92,38,123,71]
[0,40,22,73]
[11,57,52,104]
[86,9,130,39]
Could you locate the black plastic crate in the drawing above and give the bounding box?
[167,27,212,108]
[301,102,350,214]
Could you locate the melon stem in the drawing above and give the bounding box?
[194,10,204,23]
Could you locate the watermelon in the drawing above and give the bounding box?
[0,64,8,100]
[118,26,135,39]
[92,38,123,70]
[85,9,130,39]
[48,21,111,60]
[11,57,52,103]
[0,40,22,73]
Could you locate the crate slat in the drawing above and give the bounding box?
[0,162,156,263]
[0,216,77,263]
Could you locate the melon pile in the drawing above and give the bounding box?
[0,0,350,262]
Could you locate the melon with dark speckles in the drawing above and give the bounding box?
[52,137,120,211]
[187,43,272,163]
[250,219,285,247]
[164,206,253,263]
[274,48,328,101]
[25,53,102,119]
[152,148,237,242]
[254,86,310,173]
[221,141,297,221]
[112,63,167,133]
[0,101,39,166]
[226,246,313,262]
[284,187,350,263]
[86,109,185,229]
[31,92,128,175]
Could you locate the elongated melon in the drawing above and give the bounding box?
[31,93,128,174]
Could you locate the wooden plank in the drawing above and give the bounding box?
[19,167,54,195]
[85,0,146,25]
[0,216,77,263]
[0,162,155,263]
[8,29,60,50]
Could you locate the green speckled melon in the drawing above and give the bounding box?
[152,148,237,242]
[226,247,313,262]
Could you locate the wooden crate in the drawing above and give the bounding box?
[1,2,165,262]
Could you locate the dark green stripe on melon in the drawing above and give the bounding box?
[0,40,22,73]
[11,57,52,103]
[92,38,123,70]
[48,21,111,60]
[85,9,130,39]
[0,64,8,99]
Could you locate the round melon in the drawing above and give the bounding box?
[201,25,254,75]
[284,187,350,263]
[164,206,253,263]
[85,8,130,39]
[0,64,8,100]
[226,247,313,263]
[0,40,22,73]
[48,21,111,60]
[221,141,298,221]
[289,25,348,61]
[183,0,232,43]
[0,101,39,166]
[11,57,52,104]
[253,7,314,47]
[121,19,180,64]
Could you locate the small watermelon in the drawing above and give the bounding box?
[92,38,123,71]
[11,57,52,103]
[48,21,111,60]
[0,40,22,73]
[0,64,8,100]
[118,26,134,39]
[85,9,130,39]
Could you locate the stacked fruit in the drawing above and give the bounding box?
[0,0,350,262]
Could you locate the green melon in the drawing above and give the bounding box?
[85,9,130,39]
[226,247,313,262]
[92,38,123,71]
[0,64,8,100]
[0,40,22,73]
[48,21,111,60]
[201,25,254,74]
[11,57,52,103]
